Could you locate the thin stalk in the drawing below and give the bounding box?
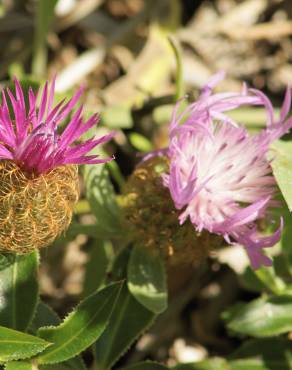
[32,0,57,77]
[168,35,184,101]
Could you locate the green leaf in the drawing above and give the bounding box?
[36,282,122,364]
[240,268,267,293]
[5,361,33,370]
[83,162,121,234]
[278,201,292,258]
[30,302,60,333]
[230,359,272,370]
[173,358,228,370]
[271,140,292,211]
[41,367,70,370]
[0,252,39,331]
[129,133,153,152]
[95,285,155,369]
[112,247,132,281]
[43,358,86,370]
[223,295,292,337]
[254,266,286,294]
[82,126,121,234]
[82,240,114,298]
[241,264,286,295]
[30,302,86,370]
[40,366,79,370]
[128,246,167,314]
[229,338,292,370]
[107,159,125,189]
[0,326,50,362]
[63,357,86,370]
[121,362,168,370]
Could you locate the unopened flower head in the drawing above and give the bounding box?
[162,71,292,269]
[122,156,222,267]
[0,78,114,253]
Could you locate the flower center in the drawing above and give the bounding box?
[14,122,59,175]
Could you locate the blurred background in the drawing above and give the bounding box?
[2,0,292,171]
[1,0,292,368]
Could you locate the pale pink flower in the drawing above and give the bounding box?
[163,72,292,269]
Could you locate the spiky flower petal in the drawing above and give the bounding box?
[0,78,113,174]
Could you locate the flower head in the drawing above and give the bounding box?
[0,78,114,253]
[163,71,292,269]
[122,156,222,267]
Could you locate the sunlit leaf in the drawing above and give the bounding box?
[83,162,121,234]
[5,361,33,370]
[0,326,50,362]
[129,133,153,152]
[30,302,86,370]
[128,246,167,314]
[223,295,292,337]
[37,282,122,364]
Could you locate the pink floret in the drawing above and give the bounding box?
[163,71,292,269]
[0,78,114,174]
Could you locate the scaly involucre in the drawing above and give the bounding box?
[163,71,292,269]
[0,78,114,174]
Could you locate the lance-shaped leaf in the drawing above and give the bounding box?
[128,246,167,314]
[223,295,292,337]
[83,151,121,234]
[0,252,39,331]
[36,282,122,364]
[30,302,86,370]
[95,285,155,369]
[0,326,50,362]
[30,302,60,333]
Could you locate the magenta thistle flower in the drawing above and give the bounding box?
[0,78,114,253]
[162,72,292,269]
[0,77,113,174]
